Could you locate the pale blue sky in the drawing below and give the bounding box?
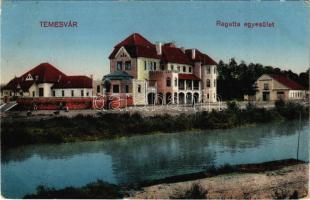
[1,1,309,83]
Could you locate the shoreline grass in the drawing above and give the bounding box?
[1,100,308,149]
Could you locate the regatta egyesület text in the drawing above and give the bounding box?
[216,20,275,28]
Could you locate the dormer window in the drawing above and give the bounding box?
[26,73,33,81]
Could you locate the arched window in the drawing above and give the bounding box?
[206,79,211,87]
[166,77,171,87]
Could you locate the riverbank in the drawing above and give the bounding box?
[1,101,308,149]
[132,160,308,199]
[23,159,309,199]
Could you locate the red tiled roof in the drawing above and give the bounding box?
[109,33,217,66]
[185,49,217,65]
[161,46,192,65]
[272,75,304,90]
[3,63,92,91]
[178,73,200,80]
[52,76,93,89]
[115,33,154,48]
[20,63,66,83]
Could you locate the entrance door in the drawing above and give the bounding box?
[39,88,44,97]
[262,92,270,101]
[148,93,155,105]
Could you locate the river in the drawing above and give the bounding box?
[1,120,309,198]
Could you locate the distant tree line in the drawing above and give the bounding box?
[217,58,309,100]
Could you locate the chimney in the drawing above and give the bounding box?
[180,47,185,53]
[156,42,162,55]
[191,49,196,60]
[58,75,62,82]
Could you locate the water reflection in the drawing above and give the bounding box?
[1,120,309,198]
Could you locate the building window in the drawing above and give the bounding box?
[177,66,180,72]
[39,88,44,97]
[206,79,211,87]
[113,85,119,93]
[138,84,141,93]
[52,90,55,97]
[81,90,84,96]
[144,61,147,70]
[264,83,269,90]
[171,65,174,71]
[86,92,89,96]
[32,91,35,97]
[97,85,100,93]
[166,77,171,87]
[207,93,209,99]
[194,80,199,90]
[154,62,157,71]
[207,66,210,74]
[125,61,131,70]
[62,90,65,97]
[148,61,152,70]
[189,67,192,73]
[183,66,186,72]
[71,90,74,97]
[174,78,178,86]
[125,85,129,93]
[116,61,122,71]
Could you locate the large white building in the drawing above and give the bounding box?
[105,33,218,105]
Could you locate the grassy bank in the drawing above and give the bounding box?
[23,159,307,199]
[1,101,308,149]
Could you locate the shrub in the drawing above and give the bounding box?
[227,101,240,112]
[24,180,124,199]
[178,183,208,199]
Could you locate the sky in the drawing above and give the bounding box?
[1,1,309,83]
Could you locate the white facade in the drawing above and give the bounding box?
[202,65,217,103]
[53,88,93,97]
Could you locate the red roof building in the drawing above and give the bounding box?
[255,74,306,101]
[2,63,93,98]
[106,33,218,105]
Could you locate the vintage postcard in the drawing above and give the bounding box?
[1,0,309,199]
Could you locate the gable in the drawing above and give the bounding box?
[115,47,131,59]
[25,73,33,81]
[257,74,272,81]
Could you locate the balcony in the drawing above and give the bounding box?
[178,80,200,91]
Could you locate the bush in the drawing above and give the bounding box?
[1,102,308,149]
[177,183,208,199]
[24,180,124,199]
[227,101,240,112]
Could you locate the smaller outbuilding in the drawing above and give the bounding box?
[255,74,306,101]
